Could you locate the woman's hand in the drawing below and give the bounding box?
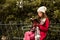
[32,21,39,27]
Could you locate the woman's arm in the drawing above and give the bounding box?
[38,18,50,32]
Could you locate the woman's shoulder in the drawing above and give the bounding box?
[45,17,50,24]
[46,17,49,21]
[42,17,49,23]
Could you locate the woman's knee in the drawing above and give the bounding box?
[25,31,30,34]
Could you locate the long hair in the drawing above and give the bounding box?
[40,12,47,18]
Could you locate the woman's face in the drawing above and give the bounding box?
[38,12,43,17]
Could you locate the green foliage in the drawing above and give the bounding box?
[0,0,60,23]
[54,10,60,19]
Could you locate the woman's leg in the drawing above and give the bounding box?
[24,31,30,40]
[24,31,35,40]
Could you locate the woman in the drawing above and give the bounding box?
[24,6,50,40]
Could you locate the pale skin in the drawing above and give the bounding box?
[38,11,43,18]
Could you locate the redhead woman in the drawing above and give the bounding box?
[24,6,50,40]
